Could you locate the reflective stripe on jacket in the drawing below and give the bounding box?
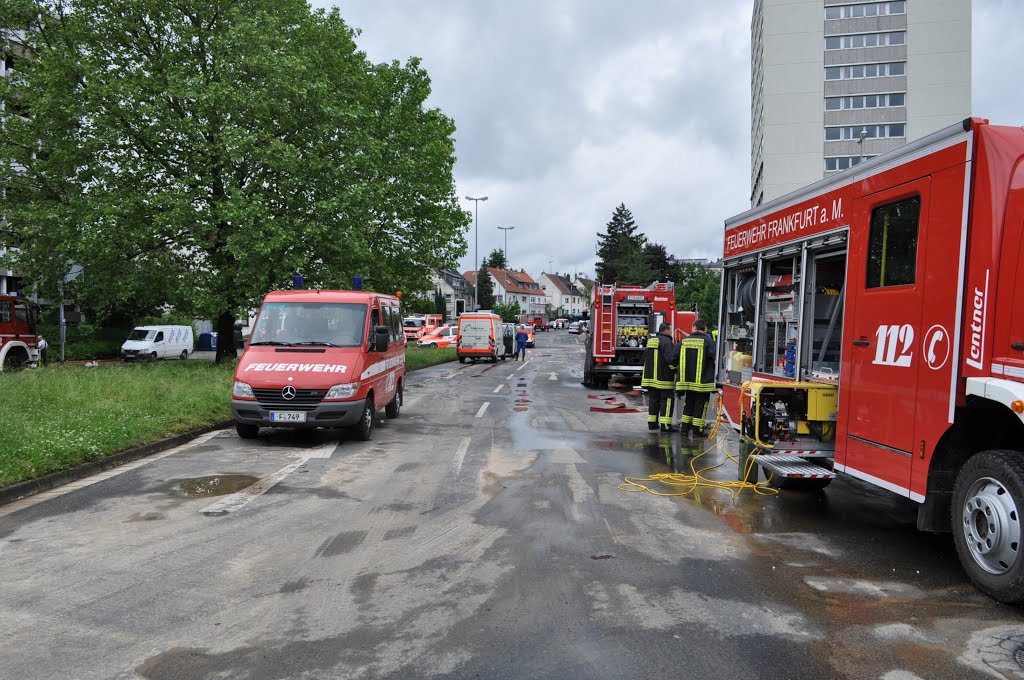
[641,333,677,390]
[676,332,716,392]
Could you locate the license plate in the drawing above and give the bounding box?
[269,411,306,423]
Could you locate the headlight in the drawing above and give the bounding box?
[325,382,360,399]
[232,381,254,398]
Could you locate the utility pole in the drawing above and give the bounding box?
[464,195,488,309]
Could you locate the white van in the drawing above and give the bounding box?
[121,325,194,361]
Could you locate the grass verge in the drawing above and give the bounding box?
[0,362,234,488]
[405,345,456,371]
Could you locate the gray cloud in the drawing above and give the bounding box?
[319,0,1017,280]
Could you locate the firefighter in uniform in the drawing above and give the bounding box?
[641,323,678,432]
[676,319,716,436]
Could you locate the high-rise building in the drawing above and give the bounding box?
[751,0,971,206]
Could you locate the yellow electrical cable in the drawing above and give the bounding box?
[618,394,779,499]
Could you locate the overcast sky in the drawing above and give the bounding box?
[314,0,1022,281]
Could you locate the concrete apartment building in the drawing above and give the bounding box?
[751,0,971,205]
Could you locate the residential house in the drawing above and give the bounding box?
[430,268,473,319]
[538,272,586,319]
[464,268,547,317]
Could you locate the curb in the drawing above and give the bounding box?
[0,420,233,507]
[1,358,451,508]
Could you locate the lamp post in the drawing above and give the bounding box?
[857,127,868,163]
[464,195,488,308]
[497,226,515,267]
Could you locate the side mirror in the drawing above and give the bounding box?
[372,325,389,352]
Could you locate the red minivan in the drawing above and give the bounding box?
[231,290,405,440]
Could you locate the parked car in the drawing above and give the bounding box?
[567,322,581,335]
[121,325,194,360]
[456,312,502,363]
[417,324,458,349]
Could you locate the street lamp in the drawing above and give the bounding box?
[464,195,488,308]
[857,127,868,163]
[497,226,515,267]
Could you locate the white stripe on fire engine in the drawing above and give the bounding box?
[832,463,925,502]
[359,354,406,380]
[1000,365,1024,379]
[951,135,973,424]
[992,363,1005,375]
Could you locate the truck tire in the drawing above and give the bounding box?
[180,349,189,360]
[352,399,375,441]
[458,356,465,364]
[236,423,260,439]
[952,449,1024,603]
[385,385,402,419]
[583,344,596,387]
[2,349,28,372]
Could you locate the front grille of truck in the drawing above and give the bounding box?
[252,388,325,410]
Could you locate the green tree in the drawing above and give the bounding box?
[595,203,646,284]
[676,264,721,324]
[0,0,469,361]
[485,248,507,270]
[643,242,674,283]
[492,301,520,323]
[475,262,495,310]
[433,289,447,321]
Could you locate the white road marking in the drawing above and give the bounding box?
[514,358,532,372]
[452,437,472,477]
[475,402,490,418]
[297,444,338,459]
[0,431,224,519]
[493,385,503,393]
[548,372,558,381]
[201,456,313,516]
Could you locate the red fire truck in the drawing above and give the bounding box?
[582,281,697,388]
[719,118,1024,602]
[0,294,40,370]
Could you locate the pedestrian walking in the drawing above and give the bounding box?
[641,322,678,432]
[676,319,716,436]
[37,334,48,366]
[514,325,528,361]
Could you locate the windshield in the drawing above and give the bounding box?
[128,329,154,341]
[250,302,368,347]
[403,318,424,328]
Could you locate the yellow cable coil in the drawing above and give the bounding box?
[618,394,779,499]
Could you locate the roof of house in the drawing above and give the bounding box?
[575,277,595,288]
[541,273,576,296]
[490,268,541,296]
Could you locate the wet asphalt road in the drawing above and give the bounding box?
[2,331,1024,679]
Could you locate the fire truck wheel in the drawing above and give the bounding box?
[236,423,259,439]
[352,399,375,441]
[385,385,402,419]
[2,350,28,371]
[952,450,1024,603]
[458,356,465,364]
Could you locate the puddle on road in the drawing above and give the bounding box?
[514,406,529,412]
[158,475,259,498]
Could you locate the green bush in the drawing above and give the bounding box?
[36,323,130,361]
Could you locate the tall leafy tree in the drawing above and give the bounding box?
[485,248,507,270]
[475,261,495,310]
[643,242,674,283]
[492,301,520,323]
[0,0,469,361]
[595,203,646,284]
[676,264,721,324]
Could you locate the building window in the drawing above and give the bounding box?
[825,32,906,51]
[824,92,906,111]
[824,62,906,81]
[826,2,906,20]
[825,123,906,141]
[866,196,920,288]
[825,155,876,172]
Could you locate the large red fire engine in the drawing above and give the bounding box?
[719,118,1024,602]
[582,281,696,388]
[0,294,40,370]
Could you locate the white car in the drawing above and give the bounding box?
[567,322,581,335]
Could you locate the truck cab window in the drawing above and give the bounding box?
[13,300,29,323]
[867,196,920,288]
[155,332,164,342]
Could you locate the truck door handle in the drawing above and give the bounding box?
[1012,343,1024,351]
[852,339,870,347]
